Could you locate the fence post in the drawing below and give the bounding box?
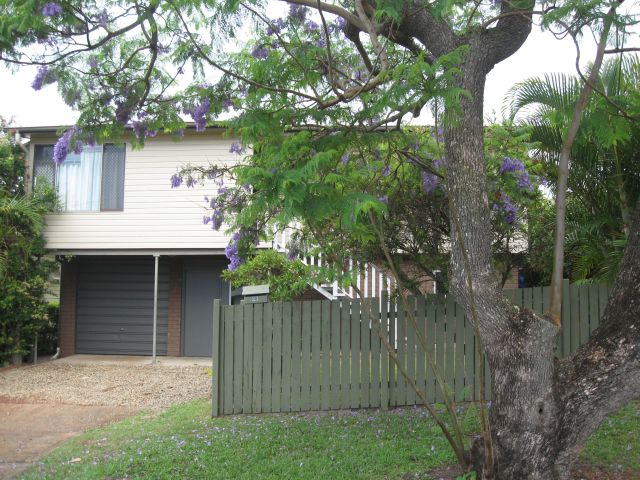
[212,299,222,417]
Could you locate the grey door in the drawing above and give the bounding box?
[76,257,169,355]
[183,257,229,357]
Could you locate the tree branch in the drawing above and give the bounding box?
[548,2,621,325]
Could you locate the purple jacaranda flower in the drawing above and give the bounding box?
[222,98,234,111]
[287,247,298,260]
[97,9,108,27]
[115,102,131,124]
[229,142,243,154]
[185,176,196,188]
[305,20,319,32]
[517,171,534,191]
[88,57,98,69]
[409,141,420,152]
[170,174,183,188]
[382,164,391,177]
[266,18,285,36]
[191,98,210,132]
[500,195,518,225]
[289,4,308,22]
[421,171,438,195]
[251,45,269,60]
[332,17,347,32]
[53,128,77,165]
[228,255,243,271]
[211,209,224,231]
[42,2,63,17]
[378,195,388,204]
[202,215,211,225]
[218,186,228,195]
[315,35,327,48]
[500,156,525,174]
[31,66,49,91]
[341,152,349,166]
[72,140,83,154]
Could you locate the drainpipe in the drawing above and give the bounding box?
[152,254,160,364]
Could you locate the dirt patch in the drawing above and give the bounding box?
[424,464,639,480]
[0,361,212,479]
[0,362,211,410]
[0,402,138,479]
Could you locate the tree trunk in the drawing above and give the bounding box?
[444,32,640,480]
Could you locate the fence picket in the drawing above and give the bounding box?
[350,299,361,408]
[311,301,321,411]
[301,302,312,411]
[262,303,273,413]
[252,305,263,413]
[331,300,341,409]
[281,302,292,412]
[370,299,381,408]
[320,300,331,410]
[340,298,351,409]
[242,304,254,414]
[415,296,426,404]
[406,297,417,406]
[233,306,244,414]
[388,297,397,407]
[380,295,390,410]
[223,306,234,415]
[361,299,371,409]
[271,302,282,413]
[291,302,303,412]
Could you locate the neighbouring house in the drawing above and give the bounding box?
[20,125,239,358]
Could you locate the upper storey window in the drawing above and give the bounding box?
[33,144,125,212]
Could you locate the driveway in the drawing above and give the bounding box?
[0,356,211,479]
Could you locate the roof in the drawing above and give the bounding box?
[17,122,230,136]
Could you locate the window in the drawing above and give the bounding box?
[33,144,126,211]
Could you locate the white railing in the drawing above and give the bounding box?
[272,228,396,301]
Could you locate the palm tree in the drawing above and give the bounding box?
[506,55,640,282]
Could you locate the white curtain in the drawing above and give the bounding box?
[57,146,103,211]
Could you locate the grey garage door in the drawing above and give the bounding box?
[183,257,229,357]
[76,257,169,355]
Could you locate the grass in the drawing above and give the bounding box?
[21,400,639,480]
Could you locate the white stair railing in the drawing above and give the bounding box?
[271,228,396,301]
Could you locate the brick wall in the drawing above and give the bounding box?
[167,257,183,356]
[58,259,77,357]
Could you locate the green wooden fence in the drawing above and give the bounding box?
[211,281,612,416]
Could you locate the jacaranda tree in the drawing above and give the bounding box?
[1,1,639,478]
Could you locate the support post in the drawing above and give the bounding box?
[152,254,159,364]
[212,299,222,417]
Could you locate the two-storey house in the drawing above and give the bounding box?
[21,125,237,358]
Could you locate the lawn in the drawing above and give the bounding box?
[21,400,639,480]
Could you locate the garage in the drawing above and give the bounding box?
[75,257,169,355]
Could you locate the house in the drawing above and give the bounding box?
[20,125,239,358]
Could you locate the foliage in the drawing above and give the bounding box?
[0,122,57,365]
[221,249,311,301]
[508,56,640,283]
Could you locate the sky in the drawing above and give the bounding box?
[0,19,619,128]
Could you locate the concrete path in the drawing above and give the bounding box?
[0,401,138,479]
[55,354,211,367]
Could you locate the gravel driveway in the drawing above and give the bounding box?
[0,362,212,410]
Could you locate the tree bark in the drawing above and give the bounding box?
[436,10,640,480]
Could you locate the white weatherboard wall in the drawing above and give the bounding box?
[31,130,239,251]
